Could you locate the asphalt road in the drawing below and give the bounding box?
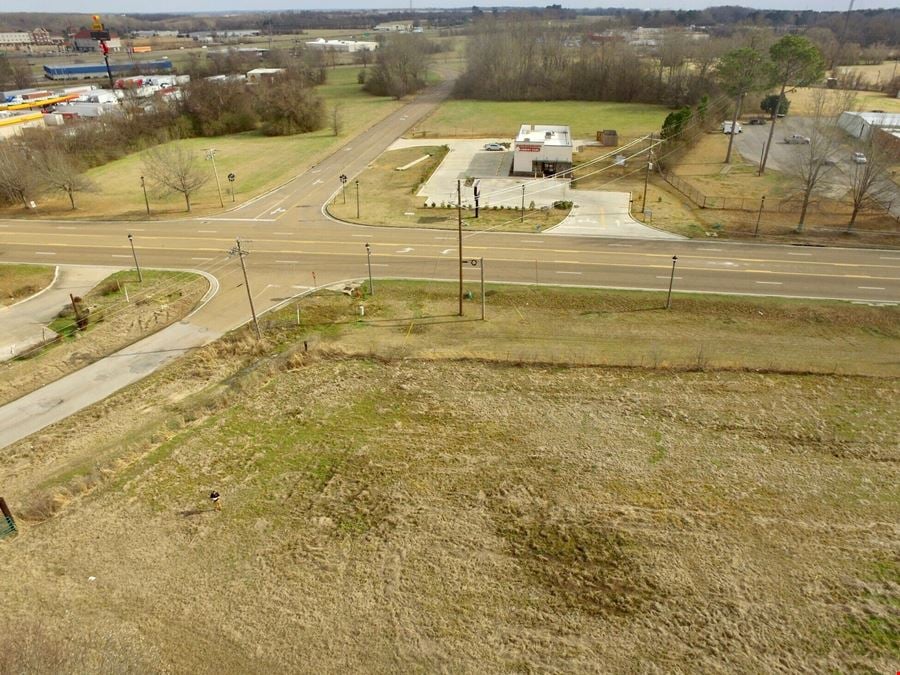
[2,83,899,342]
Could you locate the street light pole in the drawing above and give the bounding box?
[365,242,374,296]
[642,149,653,213]
[458,179,463,317]
[666,255,678,310]
[206,149,224,208]
[140,175,150,216]
[127,233,143,282]
[754,196,766,236]
[520,184,525,223]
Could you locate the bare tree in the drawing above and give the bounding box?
[0,141,43,208]
[142,144,210,212]
[716,47,771,163]
[33,140,94,210]
[331,104,343,137]
[846,135,898,232]
[785,89,854,231]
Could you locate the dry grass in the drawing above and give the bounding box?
[0,263,55,307]
[0,270,207,406]
[0,283,896,672]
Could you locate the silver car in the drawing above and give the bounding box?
[784,134,811,145]
[852,152,868,164]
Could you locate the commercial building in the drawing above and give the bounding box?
[72,29,122,52]
[0,28,65,52]
[246,68,285,82]
[43,59,173,80]
[374,21,413,32]
[838,111,900,141]
[305,38,378,53]
[512,124,573,177]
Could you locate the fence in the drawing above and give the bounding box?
[660,169,898,220]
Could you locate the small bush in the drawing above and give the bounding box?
[552,200,573,210]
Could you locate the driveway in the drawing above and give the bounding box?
[390,138,681,238]
[0,265,119,362]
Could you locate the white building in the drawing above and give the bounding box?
[246,68,285,82]
[0,32,33,48]
[838,111,900,140]
[374,21,413,32]
[512,124,573,176]
[305,38,378,53]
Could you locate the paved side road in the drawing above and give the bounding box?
[0,265,120,362]
[0,320,219,450]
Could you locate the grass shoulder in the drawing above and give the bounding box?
[0,264,55,307]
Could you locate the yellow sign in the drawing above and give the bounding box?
[91,15,104,31]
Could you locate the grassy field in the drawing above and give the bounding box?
[780,85,900,116]
[3,66,404,220]
[0,282,896,671]
[411,100,669,139]
[0,269,207,406]
[327,145,571,232]
[0,263,54,306]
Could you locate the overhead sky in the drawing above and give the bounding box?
[0,0,883,14]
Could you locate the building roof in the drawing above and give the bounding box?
[840,111,900,128]
[516,124,572,147]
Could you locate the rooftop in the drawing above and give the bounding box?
[516,124,572,147]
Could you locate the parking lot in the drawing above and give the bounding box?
[389,138,681,238]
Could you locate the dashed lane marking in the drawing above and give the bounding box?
[755,281,783,285]
[858,286,886,290]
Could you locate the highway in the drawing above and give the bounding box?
[2,76,899,342]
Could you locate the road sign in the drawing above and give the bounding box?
[227,173,236,182]
[90,30,111,40]
[461,259,479,267]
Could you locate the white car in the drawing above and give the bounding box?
[784,134,811,145]
[851,152,868,164]
[483,143,504,151]
[721,121,742,134]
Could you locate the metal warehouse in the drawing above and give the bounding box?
[43,59,173,81]
[512,124,573,177]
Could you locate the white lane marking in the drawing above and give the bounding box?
[434,236,455,240]
[35,251,56,255]
[191,257,213,261]
[343,147,353,151]
[130,228,145,232]
[787,252,812,256]
[655,276,682,280]
[703,247,722,251]
[352,234,368,238]
[396,247,413,253]
[313,179,323,185]
[111,254,131,258]
[273,232,292,235]
[608,243,632,247]
[207,218,275,222]
[57,226,77,230]
[755,281,783,285]
[291,285,311,289]
[269,207,286,215]
[371,263,389,267]
[880,256,900,260]
[276,260,300,264]
[858,286,886,290]
[556,271,582,275]
[440,248,455,255]
[521,239,543,243]
[198,229,217,233]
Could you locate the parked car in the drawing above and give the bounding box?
[748,117,767,125]
[852,152,868,164]
[721,121,743,134]
[784,134,811,145]
[823,157,838,166]
[483,143,504,151]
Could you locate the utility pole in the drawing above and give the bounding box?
[520,184,525,223]
[140,175,150,216]
[754,196,766,236]
[231,238,261,339]
[642,144,653,213]
[457,179,463,317]
[474,179,480,218]
[724,93,744,164]
[205,149,224,208]
[365,242,374,296]
[127,233,143,282]
[666,255,678,310]
[355,179,360,219]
